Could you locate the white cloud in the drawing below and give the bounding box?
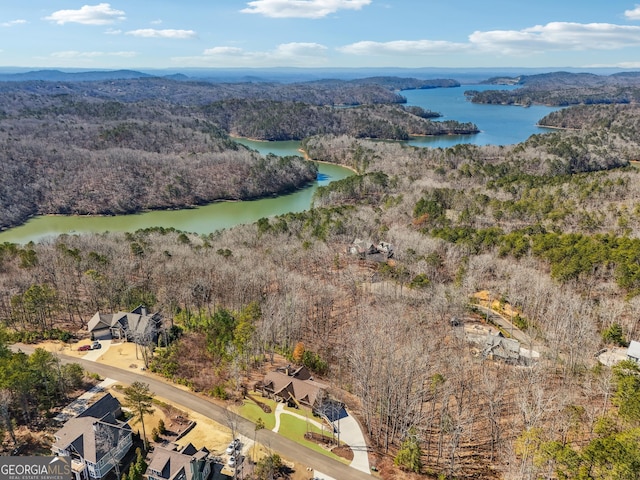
[104,28,122,35]
[241,0,371,19]
[625,5,640,20]
[275,42,328,56]
[202,42,327,58]
[45,3,125,25]
[615,61,640,67]
[51,50,137,58]
[339,22,640,60]
[470,22,640,54]
[150,19,163,25]
[126,29,197,39]
[180,42,329,66]
[1,19,27,27]
[339,39,469,56]
[202,46,245,56]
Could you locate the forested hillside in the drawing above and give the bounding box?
[201,100,476,140]
[0,76,425,107]
[538,103,640,134]
[0,101,317,230]
[470,71,640,106]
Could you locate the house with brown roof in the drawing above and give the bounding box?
[88,305,162,343]
[260,365,327,410]
[51,394,132,480]
[146,443,212,480]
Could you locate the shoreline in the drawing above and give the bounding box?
[409,130,480,138]
[230,134,359,174]
[534,124,580,131]
[298,147,359,174]
[0,188,309,235]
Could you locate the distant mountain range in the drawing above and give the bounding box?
[0,69,154,82]
[0,66,636,84]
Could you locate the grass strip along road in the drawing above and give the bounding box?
[11,344,372,480]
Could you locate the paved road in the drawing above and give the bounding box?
[12,344,372,480]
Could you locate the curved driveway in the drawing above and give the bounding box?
[12,344,372,480]
[339,410,370,473]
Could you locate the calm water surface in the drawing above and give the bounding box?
[402,85,560,147]
[0,141,352,244]
[0,86,560,244]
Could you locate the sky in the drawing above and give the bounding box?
[3,1,640,70]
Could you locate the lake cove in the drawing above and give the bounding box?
[402,85,561,148]
[0,87,560,244]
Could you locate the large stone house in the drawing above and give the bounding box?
[146,443,212,480]
[51,394,132,480]
[87,305,162,343]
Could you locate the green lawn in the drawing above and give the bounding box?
[237,394,277,431]
[236,394,347,463]
[278,414,347,463]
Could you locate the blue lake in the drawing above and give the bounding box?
[402,85,560,147]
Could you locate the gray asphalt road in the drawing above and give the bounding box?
[11,344,372,480]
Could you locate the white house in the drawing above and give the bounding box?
[627,340,640,363]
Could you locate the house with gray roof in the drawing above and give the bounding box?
[482,333,521,364]
[348,238,394,261]
[146,443,212,480]
[348,238,378,257]
[88,305,162,343]
[52,394,132,480]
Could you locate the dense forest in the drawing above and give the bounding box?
[201,100,476,140]
[470,71,640,106]
[0,336,86,446]
[0,76,459,107]
[4,73,640,479]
